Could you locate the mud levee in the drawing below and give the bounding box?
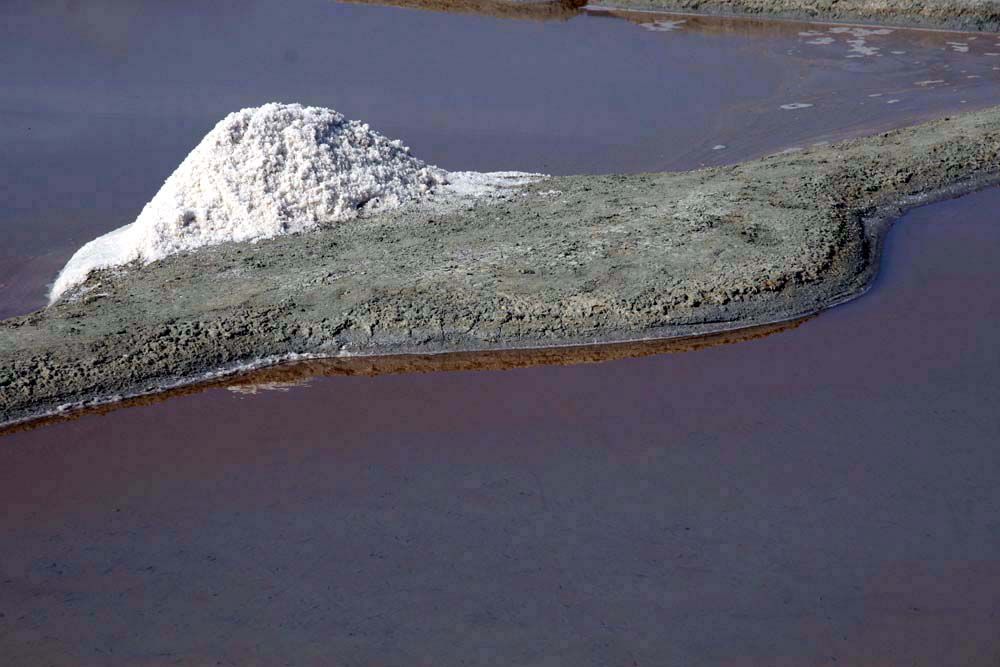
[3,107,1000,427]
[589,0,1000,31]
[340,0,1000,31]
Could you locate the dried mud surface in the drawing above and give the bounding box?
[3,107,1000,428]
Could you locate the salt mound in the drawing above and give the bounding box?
[51,103,461,302]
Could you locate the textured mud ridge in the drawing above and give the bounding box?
[3,107,1000,428]
[590,0,1000,31]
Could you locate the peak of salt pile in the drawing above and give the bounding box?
[51,103,491,302]
[138,103,448,255]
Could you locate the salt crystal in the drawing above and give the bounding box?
[50,103,541,302]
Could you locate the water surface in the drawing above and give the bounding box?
[2,2,1000,665]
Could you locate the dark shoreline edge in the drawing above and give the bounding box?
[3,107,1000,431]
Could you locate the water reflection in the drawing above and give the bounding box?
[1,317,808,436]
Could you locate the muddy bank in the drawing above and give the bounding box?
[3,107,1000,427]
[591,0,1000,31]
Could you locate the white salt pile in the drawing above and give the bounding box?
[50,103,542,303]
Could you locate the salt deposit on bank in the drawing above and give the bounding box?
[50,103,543,303]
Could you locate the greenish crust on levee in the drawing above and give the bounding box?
[589,0,1000,31]
[3,106,1000,427]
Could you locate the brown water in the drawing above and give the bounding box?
[3,1,1000,665]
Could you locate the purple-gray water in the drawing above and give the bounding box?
[2,1,999,665]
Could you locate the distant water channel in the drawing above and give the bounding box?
[2,1,1000,665]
